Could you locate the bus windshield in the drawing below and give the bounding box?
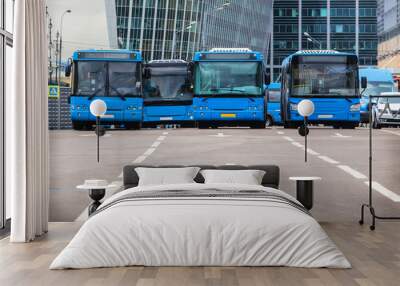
[75,61,106,96]
[109,62,139,97]
[291,56,358,97]
[75,61,139,97]
[143,66,192,102]
[363,81,394,97]
[195,62,263,96]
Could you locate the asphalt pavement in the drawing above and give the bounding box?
[49,126,400,223]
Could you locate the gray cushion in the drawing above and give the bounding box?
[123,164,279,189]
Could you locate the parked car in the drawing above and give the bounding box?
[359,67,395,124]
[372,95,400,128]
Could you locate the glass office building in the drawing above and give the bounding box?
[271,0,378,80]
[113,0,203,61]
[376,0,400,69]
[110,0,272,61]
[201,0,272,55]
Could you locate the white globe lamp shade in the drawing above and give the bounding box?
[298,99,315,117]
[90,99,107,117]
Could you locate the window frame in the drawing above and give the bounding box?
[0,0,14,232]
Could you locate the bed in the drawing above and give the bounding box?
[50,164,350,269]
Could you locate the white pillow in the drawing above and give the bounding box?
[200,169,266,185]
[135,167,201,186]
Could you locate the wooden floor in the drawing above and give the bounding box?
[0,222,399,286]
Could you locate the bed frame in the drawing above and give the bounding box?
[123,164,280,190]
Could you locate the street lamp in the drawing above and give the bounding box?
[303,32,322,49]
[90,100,107,163]
[58,9,71,85]
[57,9,71,130]
[297,99,315,162]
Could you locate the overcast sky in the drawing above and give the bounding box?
[47,0,112,60]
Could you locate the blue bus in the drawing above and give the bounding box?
[142,60,194,127]
[65,49,143,130]
[281,50,361,129]
[266,82,282,126]
[192,48,266,129]
[359,67,395,123]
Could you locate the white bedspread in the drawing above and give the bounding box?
[50,183,350,269]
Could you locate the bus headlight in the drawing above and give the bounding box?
[350,103,361,112]
[290,103,298,111]
[127,106,137,111]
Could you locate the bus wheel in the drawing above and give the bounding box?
[265,115,273,127]
[198,122,208,129]
[72,121,84,131]
[344,123,357,129]
[284,122,297,129]
[126,122,141,130]
[251,121,266,129]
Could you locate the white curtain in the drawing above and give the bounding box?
[8,0,49,242]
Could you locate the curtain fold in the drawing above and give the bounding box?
[9,0,49,242]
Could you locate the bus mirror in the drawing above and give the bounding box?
[143,67,151,79]
[188,62,194,73]
[264,73,271,85]
[65,58,72,77]
[361,76,367,89]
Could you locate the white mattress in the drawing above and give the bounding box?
[50,183,350,269]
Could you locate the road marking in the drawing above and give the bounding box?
[381,129,400,136]
[79,133,112,137]
[79,131,170,221]
[332,133,351,138]
[318,155,339,164]
[143,148,156,156]
[292,142,304,148]
[307,149,320,156]
[209,132,232,137]
[225,163,236,165]
[364,181,400,202]
[282,133,396,202]
[337,165,367,179]
[277,131,285,135]
[117,132,169,178]
[133,155,147,163]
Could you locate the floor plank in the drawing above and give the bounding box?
[0,222,399,286]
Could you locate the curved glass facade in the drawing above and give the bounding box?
[111,0,272,61]
[114,0,203,61]
[201,0,272,57]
